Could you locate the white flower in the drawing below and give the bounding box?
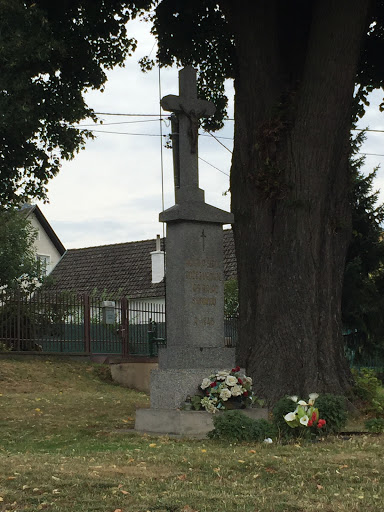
[231,384,243,396]
[297,400,308,406]
[201,378,211,389]
[300,415,309,426]
[288,395,298,403]
[219,388,232,401]
[284,412,297,422]
[207,403,217,413]
[263,438,273,444]
[244,376,253,386]
[201,397,218,413]
[225,375,238,387]
[216,370,229,381]
[308,393,319,405]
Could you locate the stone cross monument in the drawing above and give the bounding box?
[135,66,235,435]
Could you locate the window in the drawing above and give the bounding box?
[36,254,50,276]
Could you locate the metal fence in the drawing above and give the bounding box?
[0,290,166,357]
[2,290,383,370]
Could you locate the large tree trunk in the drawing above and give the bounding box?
[221,0,372,404]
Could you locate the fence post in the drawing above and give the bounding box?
[16,289,21,351]
[83,294,91,354]
[121,297,129,358]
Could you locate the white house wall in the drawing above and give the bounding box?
[128,298,165,325]
[29,213,62,274]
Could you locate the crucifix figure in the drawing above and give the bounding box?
[161,66,216,204]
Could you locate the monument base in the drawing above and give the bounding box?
[150,367,241,409]
[135,408,269,437]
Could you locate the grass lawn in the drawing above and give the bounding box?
[0,357,383,512]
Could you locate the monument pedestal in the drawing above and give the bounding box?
[135,408,269,438]
[149,365,235,410]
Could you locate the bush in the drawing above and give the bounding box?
[352,368,382,401]
[365,417,384,433]
[272,394,348,439]
[208,411,275,442]
[315,394,348,434]
[352,368,384,417]
[272,397,306,440]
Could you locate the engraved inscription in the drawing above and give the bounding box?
[185,270,221,281]
[194,316,215,327]
[192,283,218,294]
[192,297,216,306]
[186,258,218,268]
[186,253,221,328]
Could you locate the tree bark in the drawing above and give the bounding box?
[221,0,372,403]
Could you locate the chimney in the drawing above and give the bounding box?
[150,234,165,284]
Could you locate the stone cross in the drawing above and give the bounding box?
[161,66,216,203]
[135,66,235,433]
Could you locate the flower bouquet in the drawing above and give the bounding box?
[199,366,255,413]
[284,393,326,432]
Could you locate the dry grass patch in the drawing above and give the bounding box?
[0,358,383,511]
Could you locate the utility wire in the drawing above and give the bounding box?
[94,112,159,117]
[91,111,384,135]
[75,119,161,127]
[78,126,233,142]
[204,130,233,153]
[198,157,229,177]
[158,65,165,218]
[353,128,384,133]
[79,128,165,137]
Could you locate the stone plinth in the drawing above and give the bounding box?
[135,408,269,438]
[148,219,235,411]
[150,367,224,409]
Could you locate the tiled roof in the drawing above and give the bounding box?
[49,230,237,299]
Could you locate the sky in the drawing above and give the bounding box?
[37,17,384,250]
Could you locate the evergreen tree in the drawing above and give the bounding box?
[343,136,384,362]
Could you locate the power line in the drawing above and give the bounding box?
[78,126,234,142]
[75,119,161,127]
[204,130,233,153]
[353,128,384,133]
[198,157,229,177]
[199,133,233,141]
[93,112,159,117]
[91,111,384,135]
[79,128,165,137]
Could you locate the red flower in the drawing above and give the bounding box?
[243,391,249,397]
[237,378,243,385]
[317,419,326,428]
[312,411,317,422]
[210,381,217,388]
[232,366,241,373]
[307,420,313,427]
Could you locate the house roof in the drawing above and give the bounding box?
[20,204,66,256]
[48,230,237,299]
